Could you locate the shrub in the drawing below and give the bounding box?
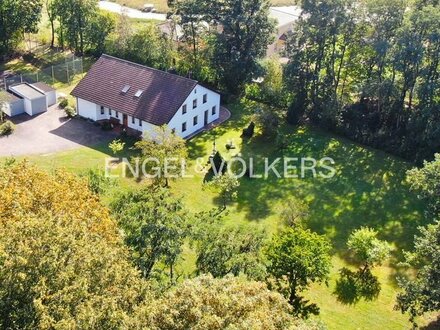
[59,98,69,109]
[241,122,255,138]
[64,106,76,118]
[101,121,113,131]
[0,120,15,136]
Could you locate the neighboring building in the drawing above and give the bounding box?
[71,54,221,138]
[267,6,302,56]
[1,81,55,117]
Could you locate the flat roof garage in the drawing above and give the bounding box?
[8,83,48,116]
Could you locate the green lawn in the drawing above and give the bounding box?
[5,99,436,329]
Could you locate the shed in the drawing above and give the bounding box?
[9,83,47,116]
[31,82,57,106]
[0,91,24,117]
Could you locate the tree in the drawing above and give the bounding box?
[334,227,392,304]
[0,0,43,56]
[0,90,9,122]
[396,220,440,326]
[81,168,114,195]
[205,172,240,210]
[109,138,125,155]
[406,154,440,216]
[52,0,99,54]
[208,0,275,94]
[0,162,147,329]
[111,186,189,281]
[265,227,332,318]
[194,222,267,280]
[85,11,115,55]
[0,161,117,237]
[347,227,392,272]
[134,125,188,186]
[121,24,173,70]
[130,275,299,330]
[280,197,309,227]
[254,107,281,137]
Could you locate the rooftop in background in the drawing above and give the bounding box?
[31,82,56,93]
[9,83,45,100]
[71,54,199,126]
[269,6,302,28]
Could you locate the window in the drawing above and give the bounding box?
[203,94,207,104]
[108,108,111,115]
[135,90,143,98]
[193,99,197,109]
[139,119,142,127]
[115,111,119,118]
[171,128,176,134]
[182,104,187,114]
[182,122,187,132]
[132,116,135,124]
[193,116,198,126]
[100,106,105,115]
[212,106,217,115]
[121,85,131,94]
[194,88,197,94]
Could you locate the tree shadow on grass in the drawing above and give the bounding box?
[334,267,381,305]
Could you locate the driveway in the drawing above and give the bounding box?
[98,1,167,20]
[0,106,117,156]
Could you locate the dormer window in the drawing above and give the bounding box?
[121,85,131,94]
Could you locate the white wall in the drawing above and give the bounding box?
[2,99,24,117]
[77,98,99,120]
[168,84,221,138]
[76,83,221,139]
[29,96,47,116]
[46,90,57,107]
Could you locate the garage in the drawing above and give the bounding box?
[31,82,57,106]
[8,83,47,116]
[1,91,24,117]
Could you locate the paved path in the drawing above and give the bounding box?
[99,1,167,21]
[0,106,117,156]
[186,106,231,140]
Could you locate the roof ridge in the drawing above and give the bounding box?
[100,54,199,84]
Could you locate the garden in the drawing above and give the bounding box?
[7,98,436,329]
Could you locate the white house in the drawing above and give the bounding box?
[71,54,221,139]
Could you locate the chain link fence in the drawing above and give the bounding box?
[0,56,84,91]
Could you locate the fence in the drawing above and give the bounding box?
[0,56,84,91]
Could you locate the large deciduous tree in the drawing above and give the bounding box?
[130,275,300,330]
[0,162,147,329]
[0,0,43,56]
[265,227,332,318]
[111,186,189,281]
[396,221,440,326]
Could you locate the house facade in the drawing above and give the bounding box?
[72,55,221,139]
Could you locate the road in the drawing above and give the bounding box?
[98,1,167,21]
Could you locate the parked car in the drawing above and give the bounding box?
[141,4,154,12]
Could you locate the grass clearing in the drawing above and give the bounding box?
[3,99,436,329]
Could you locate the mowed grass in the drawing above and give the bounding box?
[5,99,436,329]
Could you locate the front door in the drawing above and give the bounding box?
[204,110,209,125]
[123,114,128,127]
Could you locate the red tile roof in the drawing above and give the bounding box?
[71,54,198,126]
